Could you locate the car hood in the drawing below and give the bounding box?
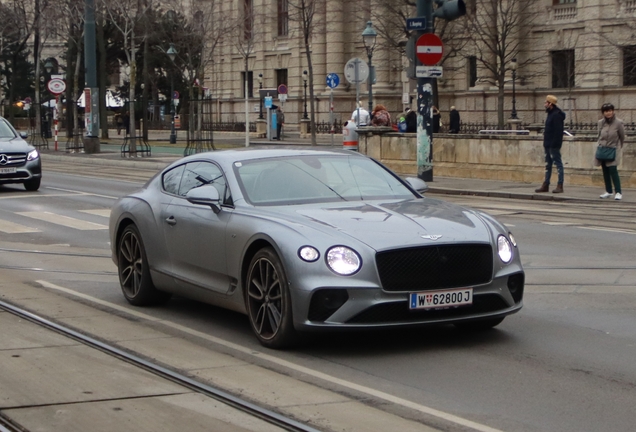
[0,137,31,152]
[271,198,494,250]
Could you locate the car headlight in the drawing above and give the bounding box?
[508,232,517,247]
[27,149,39,161]
[497,235,513,263]
[326,246,361,275]
[298,246,320,262]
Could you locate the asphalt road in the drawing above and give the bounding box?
[1,165,635,432]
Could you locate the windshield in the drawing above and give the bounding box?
[234,155,415,205]
[0,119,18,139]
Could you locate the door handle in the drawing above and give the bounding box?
[165,216,177,226]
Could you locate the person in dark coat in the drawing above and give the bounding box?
[276,106,284,140]
[449,106,460,133]
[405,107,417,133]
[122,111,130,136]
[535,95,566,194]
[432,106,441,133]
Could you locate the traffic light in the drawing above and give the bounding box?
[433,0,466,21]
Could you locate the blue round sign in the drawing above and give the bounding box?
[326,73,340,89]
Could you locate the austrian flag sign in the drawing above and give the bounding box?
[415,33,444,66]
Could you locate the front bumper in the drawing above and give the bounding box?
[292,270,525,331]
[0,159,42,185]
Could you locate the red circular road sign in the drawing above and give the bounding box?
[277,84,288,95]
[416,34,444,66]
[47,78,66,95]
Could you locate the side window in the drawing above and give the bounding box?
[162,164,185,195]
[179,161,231,204]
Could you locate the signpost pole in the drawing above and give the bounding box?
[355,60,360,126]
[330,88,334,146]
[416,0,434,182]
[54,95,59,151]
[326,73,340,146]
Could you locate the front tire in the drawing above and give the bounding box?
[118,224,171,306]
[24,178,41,191]
[246,248,297,349]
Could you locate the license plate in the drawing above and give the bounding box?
[0,167,16,174]
[410,288,473,310]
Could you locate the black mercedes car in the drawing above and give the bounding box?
[0,117,42,191]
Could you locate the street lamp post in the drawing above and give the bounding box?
[258,73,263,120]
[302,70,308,119]
[166,43,178,144]
[362,21,377,115]
[510,58,518,120]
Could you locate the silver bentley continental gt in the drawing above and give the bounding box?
[109,148,524,349]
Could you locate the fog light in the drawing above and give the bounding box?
[308,289,349,322]
[507,273,525,303]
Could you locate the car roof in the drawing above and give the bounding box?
[180,147,367,165]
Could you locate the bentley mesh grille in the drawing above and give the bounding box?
[346,294,508,324]
[376,244,493,292]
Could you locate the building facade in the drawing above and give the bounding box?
[207,0,636,128]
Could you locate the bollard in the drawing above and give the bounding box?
[342,120,358,151]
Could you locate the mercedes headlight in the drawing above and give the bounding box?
[497,235,513,263]
[326,246,361,275]
[27,149,39,161]
[508,232,517,247]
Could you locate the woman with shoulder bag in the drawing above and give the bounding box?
[595,103,625,200]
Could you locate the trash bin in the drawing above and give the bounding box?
[342,120,358,151]
[41,119,52,138]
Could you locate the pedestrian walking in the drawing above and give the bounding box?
[405,107,417,133]
[594,103,625,200]
[122,111,130,136]
[276,106,285,140]
[351,101,370,126]
[449,106,460,133]
[535,95,566,194]
[371,104,391,127]
[115,112,123,135]
[432,106,441,133]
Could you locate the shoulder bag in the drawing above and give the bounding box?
[595,145,616,162]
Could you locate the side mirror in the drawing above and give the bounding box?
[20,132,28,139]
[186,185,221,214]
[405,177,428,194]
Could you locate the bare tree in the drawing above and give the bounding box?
[232,0,260,147]
[56,0,85,143]
[464,0,539,128]
[100,0,153,156]
[1,0,52,137]
[163,0,231,149]
[361,0,469,108]
[287,0,325,146]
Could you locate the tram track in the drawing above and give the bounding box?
[0,299,320,432]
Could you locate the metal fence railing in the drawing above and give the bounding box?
[308,119,344,134]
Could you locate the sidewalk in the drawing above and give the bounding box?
[39,131,636,205]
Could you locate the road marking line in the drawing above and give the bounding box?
[577,226,636,235]
[542,222,576,226]
[45,186,118,200]
[36,279,503,432]
[79,209,112,218]
[0,220,41,234]
[17,211,108,230]
[0,193,78,200]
